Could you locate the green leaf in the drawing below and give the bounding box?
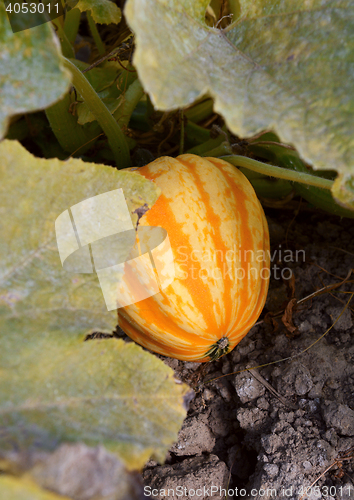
[0,140,187,469]
[0,3,71,140]
[76,0,121,24]
[0,476,69,500]
[0,334,188,468]
[125,0,354,187]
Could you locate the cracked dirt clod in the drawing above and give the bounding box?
[322,402,354,437]
[278,361,313,397]
[170,416,216,456]
[143,455,229,500]
[234,371,266,403]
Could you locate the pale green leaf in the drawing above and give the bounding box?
[0,475,70,500]
[76,0,121,24]
[0,334,188,469]
[0,140,187,469]
[125,0,354,194]
[0,139,159,321]
[0,3,71,139]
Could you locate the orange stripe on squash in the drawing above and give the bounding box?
[118,154,270,362]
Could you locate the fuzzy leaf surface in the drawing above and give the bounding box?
[125,0,354,205]
[0,4,71,139]
[0,140,187,469]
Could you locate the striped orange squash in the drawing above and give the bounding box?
[118,154,270,362]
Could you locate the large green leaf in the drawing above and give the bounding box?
[0,140,187,469]
[0,3,71,139]
[0,334,188,468]
[125,0,354,205]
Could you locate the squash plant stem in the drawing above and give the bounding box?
[63,57,131,168]
[52,18,75,58]
[64,8,81,45]
[203,142,333,191]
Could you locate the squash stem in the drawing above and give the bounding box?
[63,57,131,167]
[52,17,75,58]
[185,99,214,123]
[203,142,333,191]
[205,337,230,361]
[64,8,81,44]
